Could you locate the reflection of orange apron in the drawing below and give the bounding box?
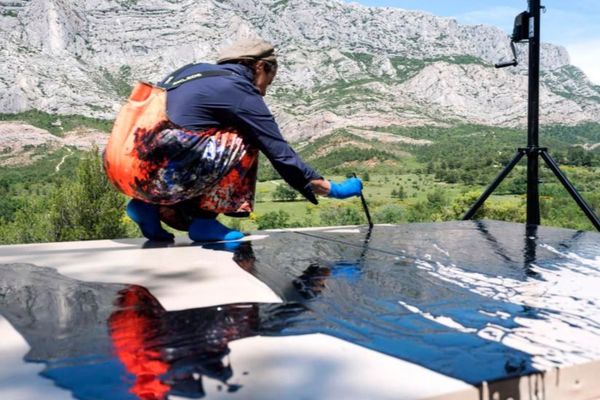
[109,286,170,400]
[108,285,262,399]
[103,82,258,217]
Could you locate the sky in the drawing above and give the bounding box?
[343,0,600,84]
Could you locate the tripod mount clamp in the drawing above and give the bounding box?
[518,147,548,155]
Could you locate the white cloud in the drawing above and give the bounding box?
[565,40,600,85]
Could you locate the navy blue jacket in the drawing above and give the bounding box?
[164,63,321,204]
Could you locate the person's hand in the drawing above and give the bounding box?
[309,179,331,196]
[328,177,363,199]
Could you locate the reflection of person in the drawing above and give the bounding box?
[0,263,134,399]
[104,38,362,243]
[108,285,261,399]
[0,260,331,400]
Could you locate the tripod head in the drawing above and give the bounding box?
[495,11,531,68]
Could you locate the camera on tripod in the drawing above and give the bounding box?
[495,11,531,68]
[463,0,600,231]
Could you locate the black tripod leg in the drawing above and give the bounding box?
[540,150,600,231]
[463,149,525,220]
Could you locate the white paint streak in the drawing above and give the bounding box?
[411,246,600,370]
[398,301,478,334]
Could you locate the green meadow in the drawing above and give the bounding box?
[1,119,600,244]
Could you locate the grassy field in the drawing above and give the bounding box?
[218,173,528,232]
[2,120,600,243]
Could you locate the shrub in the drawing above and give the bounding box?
[272,184,299,201]
[0,147,129,244]
[319,203,363,226]
[256,210,291,230]
[374,204,404,224]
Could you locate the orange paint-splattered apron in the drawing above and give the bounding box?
[103,82,258,229]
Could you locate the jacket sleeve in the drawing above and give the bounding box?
[225,91,322,204]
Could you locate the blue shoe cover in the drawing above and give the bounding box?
[126,199,174,241]
[188,218,244,242]
[200,241,243,253]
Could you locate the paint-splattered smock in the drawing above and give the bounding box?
[104,62,322,228]
[166,63,322,203]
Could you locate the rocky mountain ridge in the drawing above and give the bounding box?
[1,0,599,142]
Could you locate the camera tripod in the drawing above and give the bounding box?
[463,0,600,231]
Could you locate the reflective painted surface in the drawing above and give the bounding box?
[233,221,600,383]
[0,221,599,399]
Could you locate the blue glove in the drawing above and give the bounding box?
[328,177,363,199]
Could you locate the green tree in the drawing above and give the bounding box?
[391,186,406,200]
[0,196,53,244]
[301,205,317,227]
[447,191,485,219]
[272,184,299,202]
[406,201,431,222]
[426,162,434,174]
[426,189,448,210]
[541,188,599,230]
[374,204,404,224]
[397,186,406,200]
[46,146,129,241]
[0,196,21,221]
[0,147,130,244]
[319,203,362,226]
[256,210,291,230]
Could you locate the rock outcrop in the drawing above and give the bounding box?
[1,0,599,142]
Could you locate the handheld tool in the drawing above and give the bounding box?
[352,173,373,229]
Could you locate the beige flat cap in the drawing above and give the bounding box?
[217,38,277,64]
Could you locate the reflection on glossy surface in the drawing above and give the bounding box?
[0,221,599,399]
[0,261,315,399]
[268,221,600,377]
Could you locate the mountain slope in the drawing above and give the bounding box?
[1,0,599,142]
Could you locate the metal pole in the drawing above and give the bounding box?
[524,225,540,277]
[526,0,541,225]
[463,1,599,231]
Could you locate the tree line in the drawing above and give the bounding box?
[2,121,600,244]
